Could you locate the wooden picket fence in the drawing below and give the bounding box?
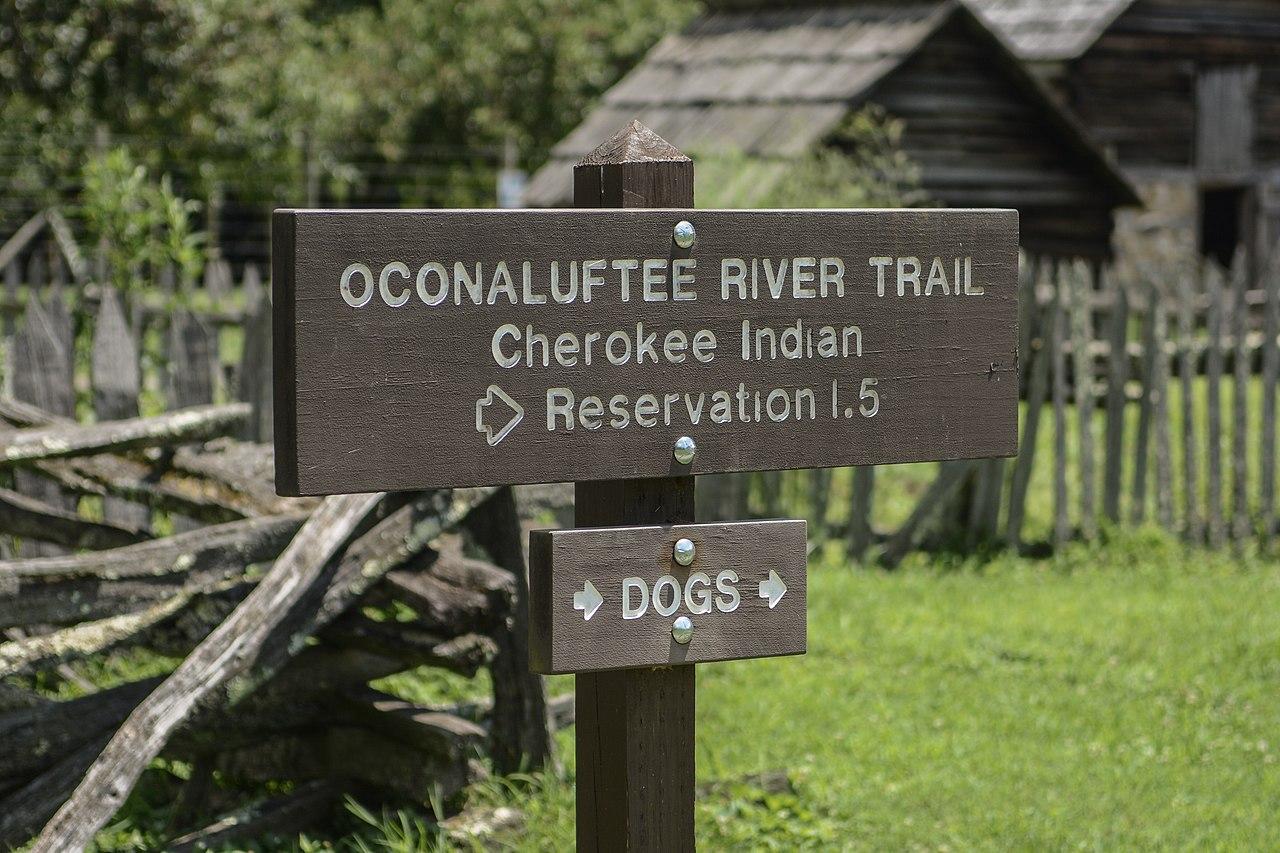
[0,252,271,446]
[702,247,1280,563]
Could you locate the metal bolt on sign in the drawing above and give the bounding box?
[273,118,1018,852]
[673,220,696,248]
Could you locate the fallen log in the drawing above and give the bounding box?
[412,534,517,608]
[0,403,250,466]
[30,493,384,852]
[166,780,344,853]
[0,512,308,628]
[0,678,160,781]
[170,439,313,517]
[0,682,49,713]
[33,455,254,524]
[165,647,414,759]
[339,687,487,767]
[0,396,73,428]
[0,592,198,678]
[0,486,151,550]
[321,614,497,676]
[381,566,504,635]
[224,488,496,700]
[0,399,288,522]
[462,487,551,774]
[0,731,112,848]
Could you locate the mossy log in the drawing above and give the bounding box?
[0,404,250,466]
[0,486,150,550]
[0,512,308,628]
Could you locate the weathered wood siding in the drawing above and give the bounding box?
[866,15,1118,258]
[1068,0,1280,169]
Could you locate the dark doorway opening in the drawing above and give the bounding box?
[1199,186,1247,269]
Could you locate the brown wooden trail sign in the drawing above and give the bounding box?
[530,519,806,674]
[272,208,1019,495]
[273,119,1020,853]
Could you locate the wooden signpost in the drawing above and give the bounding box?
[272,197,1018,493]
[273,121,1020,851]
[530,519,807,673]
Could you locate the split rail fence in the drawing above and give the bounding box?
[0,226,555,848]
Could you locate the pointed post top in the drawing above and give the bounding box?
[573,120,693,209]
[575,119,690,168]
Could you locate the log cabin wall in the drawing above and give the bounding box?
[1062,0,1280,262]
[1067,0,1280,170]
[864,13,1121,259]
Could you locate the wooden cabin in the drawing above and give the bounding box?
[967,0,1280,266]
[526,0,1139,261]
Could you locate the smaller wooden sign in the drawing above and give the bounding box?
[529,519,806,674]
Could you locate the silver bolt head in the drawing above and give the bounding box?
[673,537,696,566]
[673,220,696,249]
[673,436,696,465]
[672,616,694,644]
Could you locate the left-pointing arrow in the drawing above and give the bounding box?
[573,580,603,621]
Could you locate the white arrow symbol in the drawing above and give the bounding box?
[758,570,787,609]
[475,385,524,447]
[573,580,603,621]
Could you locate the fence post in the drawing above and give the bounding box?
[1177,270,1203,542]
[1131,278,1156,525]
[1151,283,1174,530]
[1102,266,1127,524]
[1007,261,1051,549]
[1070,263,1097,539]
[167,309,218,409]
[848,466,875,561]
[808,467,832,543]
[1205,263,1226,547]
[11,296,77,556]
[238,285,273,443]
[1052,269,1071,544]
[571,120,696,852]
[25,247,45,295]
[3,259,18,395]
[1261,249,1280,541]
[1229,246,1251,540]
[91,285,148,531]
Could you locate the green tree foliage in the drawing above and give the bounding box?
[80,147,206,289]
[0,0,698,218]
[694,106,929,209]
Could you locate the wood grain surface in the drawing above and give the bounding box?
[529,519,806,674]
[570,129,698,853]
[273,208,1019,494]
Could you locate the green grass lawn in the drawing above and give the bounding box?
[79,372,1280,850]
[289,528,1279,852]
[86,529,1280,851]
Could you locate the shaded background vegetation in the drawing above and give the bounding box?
[0,0,699,255]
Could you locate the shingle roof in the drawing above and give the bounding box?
[962,0,1135,61]
[525,0,1137,209]
[524,2,951,206]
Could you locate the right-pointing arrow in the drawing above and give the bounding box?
[758,569,787,609]
[475,384,524,447]
[573,580,603,621]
